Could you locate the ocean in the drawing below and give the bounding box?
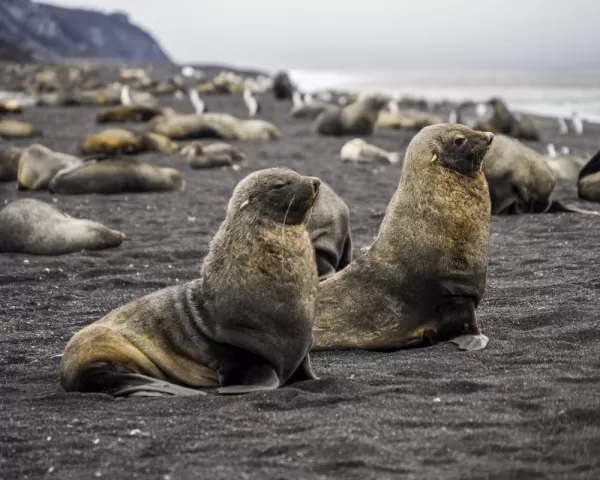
[289,68,600,123]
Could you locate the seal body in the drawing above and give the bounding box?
[476,98,540,141]
[17,144,82,191]
[78,128,177,156]
[307,181,353,280]
[0,118,42,139]
[578,151,600,202]
[0,199,125,255]
[0,145,23,181]
[49,158,185,195]
[60,168,320,397]
[315,95,388,136]
[313,124,494,352]
[96,105,163,124]
[272,71,294,100]
[340,138,401,165]
[181,141,245,169]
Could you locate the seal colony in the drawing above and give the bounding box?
[60,168,320,397]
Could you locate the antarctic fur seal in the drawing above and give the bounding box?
[78,128,177,156]
[17,144,82,191]
[96,105,164,124]
[307,181,353,280]
[475,98,540,141]
[315,95,389,136]
[340,138,401,165]
[0,199,125,255]
[272,71,295,100]
[578,151,600,203]
[60,168,321,397]
[49,158,185,195]
[0,145,23,181]
[0,118,42,139]
[313,124,494,352]
[181,141,245,169]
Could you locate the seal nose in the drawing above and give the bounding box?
[482,131,494,145]
[310,177,321,194]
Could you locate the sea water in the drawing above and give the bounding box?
[290,68,600,123]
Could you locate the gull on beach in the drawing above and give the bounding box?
[546,143,557,158]
[188,87,206,114]
[571,112,584,135]
[558,117,569,134]
[243,88,260,117]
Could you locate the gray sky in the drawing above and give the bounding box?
[45,0,600,71]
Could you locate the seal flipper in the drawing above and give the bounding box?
[285,355,319,384]
[99,372,207,397]
[449,334,489,351]
[217,362,280,395]
[546,200,600,216]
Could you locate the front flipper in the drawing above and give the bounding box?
[106,373,207,397]
[449,334,489,351]
[285,355,319,385]
[217,362,280,395]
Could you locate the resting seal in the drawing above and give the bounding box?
[17,144,82,191]
[315,95,389,136]
[49,158,185,195]
[0,199,125,255]
[0,118,42,139]
[0,145,23,181]
[60,168,320,397]
[578,151,600,203]
[340,138,401,165]
[78,128,177,157]
[313,124,494,352]
[307,181,353,280]
[96,105,164,124]
[181,141,245,169]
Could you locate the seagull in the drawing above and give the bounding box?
[546,143,557,158]
[448,109,458,124]
[243,88,260,117]
[558,117,569,135]
[187,87,206,114]
[571,112,584,135]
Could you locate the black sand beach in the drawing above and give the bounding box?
[1,85,600,479]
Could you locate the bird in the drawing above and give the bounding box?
[187,87,206,114]
[571,112,584,135]
[546,143,557,158]
[243,88,260,117]
[475,103,488,118]
[120,85,156,107]
[558,117,569,135]
[448,109,458,124]
[292,90,304,109]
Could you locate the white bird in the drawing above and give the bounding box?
[181,65,205,80]
[560,146,571,155]
[292,90,304,109]
[475,103,488,118]
[387,99,400,115]
[546,143,557,158]
[188,87,206,114]
[120,85,156,107]
[120,85,133,106]
[303,92,314,105]
[243,88,260,117]
[558,117,569,135]
[448,109,458,124]
[571,112,584,135]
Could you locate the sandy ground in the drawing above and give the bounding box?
[1,89,600,480]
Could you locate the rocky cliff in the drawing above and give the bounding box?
[0,0,171,62]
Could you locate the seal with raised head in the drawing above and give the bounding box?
[0,145,23,181]
[307,181,353,280]
[60,168,321,397]
[315,94,389,136]
[475,98,540,141]
[17,144,82,191]
[313,124,494,352]
[49,158,185,195]
[0,199,125,255]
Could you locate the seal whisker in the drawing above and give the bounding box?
[281,195,295,275]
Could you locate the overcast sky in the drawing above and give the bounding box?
[45,0,599,71]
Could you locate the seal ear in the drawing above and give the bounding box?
[239,199,249,210]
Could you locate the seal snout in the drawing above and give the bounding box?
[310,177,321,196]
[482,131,494,145]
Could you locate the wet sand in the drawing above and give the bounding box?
[1,88,600,479]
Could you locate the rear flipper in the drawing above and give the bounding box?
[449,334,489,351]
[90,371,207,397]
[217,362,280,395]
[547,200,600,215]
[285,354,319,385]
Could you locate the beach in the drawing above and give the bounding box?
[1,71,600,479]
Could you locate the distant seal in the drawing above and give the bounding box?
[78,128,177,156]
[0,199,125,255]
[313,124,495,352]
[60,168,321,397]
[315,95,389,136]
[0,118,42,139]
[17,144,82,191]
[0,100,22,114]
[578,151,600,203]
[0,145,23,181]
[475,98,540,141]
[49,158,185,195]
[272,71,295,100]
[340,138,401,165]
[96,105,164,124]
[376,110,443,130]
[307,181,353,280]
[181,141,245,169]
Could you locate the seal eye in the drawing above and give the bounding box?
[272,181,289,190]
[454,136,466,147]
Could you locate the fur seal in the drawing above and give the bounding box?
[96,105,164,124]
[78,128,177,157]
[0,145,23,181]
[312,124,494,352]
[272,71,295,100]
[307,181,353,280]
[578,151,600,202]
[0,199,125,255]
[181,141,245,169]
[49,158,185,195]
[376,110,443,130]
[17,144,82,191]
[475,98,540,141]
[0,100,22,114]
[340,138,401,165]
[0,118,42,139]
[59,167,320,397]
[315,95,389,136]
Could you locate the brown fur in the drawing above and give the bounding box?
[0,145,23,181]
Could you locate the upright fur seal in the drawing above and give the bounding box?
[475,98,540,141]
[578,151,600,202]
[17,144,82,191]
[0,199,125,255]
[49,158,185,195]
[307,181,353,280]
[315,95,389,136]
[0,145,23,181]
[272,71,294,100]
[60,168,321,397]
[313,124,494,352]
